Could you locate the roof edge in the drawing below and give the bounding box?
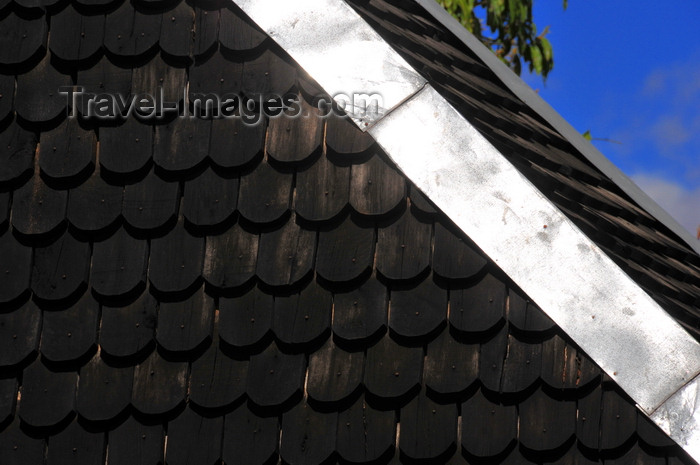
[367,82,700,413]
[232,0,700,459]
[414,0,700,255]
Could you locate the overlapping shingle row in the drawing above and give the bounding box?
[0,0,694,463]
[345,0,700,339]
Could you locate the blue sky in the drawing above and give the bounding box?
[520,0,700,237]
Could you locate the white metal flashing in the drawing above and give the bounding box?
[235,0,426,126]
[368,84,700,414]
[233,0,700,459]
[415,0,700,256]
[652,372,700,457]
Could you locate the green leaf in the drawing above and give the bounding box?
[519,3,528,23]
[508,0,519,20]
[539,37,553,63]
[512,55,522,75]
[529,44,542,75]
[441,0,569,81]
[490,0,505,16]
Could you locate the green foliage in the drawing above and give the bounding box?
[439,0,567,80]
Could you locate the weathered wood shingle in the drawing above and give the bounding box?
[0,1,694,464]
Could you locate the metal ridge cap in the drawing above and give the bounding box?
[370,82,700,461]
[233,0,700,459]
[367,83,700,412]
[414,0,700,256]
[235,0,426,127]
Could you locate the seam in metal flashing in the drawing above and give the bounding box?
[232,0,700,460]
[235,0,426,128]
[414,0,700,255]
[652,372,700,458]
[362,80,430,132]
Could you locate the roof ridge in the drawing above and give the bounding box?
[233,0,700,459]
[414,0,700,256]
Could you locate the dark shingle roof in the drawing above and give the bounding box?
[345,0,700,339]
[0,0,695,464]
